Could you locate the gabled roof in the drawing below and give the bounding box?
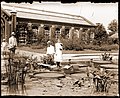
[1,2,96,27]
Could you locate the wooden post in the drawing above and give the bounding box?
[5,21,11,42]
[10,8,17,33]
[60,26,65,39]
[49,25,56,43]
[38,24,45,44]
[5,20,8,42]
[69,27,75,40]
[79,28,83,42]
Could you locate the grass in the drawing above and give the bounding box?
[17,46,119,54]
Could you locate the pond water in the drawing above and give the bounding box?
[1,60,119,96]
[1,52,119,96]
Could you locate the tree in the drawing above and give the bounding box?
[94,23,108,46]
[108,19,118,33]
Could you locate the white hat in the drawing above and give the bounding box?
[3,39,5,41]
[47,41,51,44]
[11,32,15,35]
[71,27,74,29]
[41,24,44,27]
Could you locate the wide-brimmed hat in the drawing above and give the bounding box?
[11,32,15,35]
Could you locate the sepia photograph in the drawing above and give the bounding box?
[1,1,119,96]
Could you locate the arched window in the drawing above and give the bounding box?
[55,28,60,39]
[44,26,50,36]
[44,26,49,30]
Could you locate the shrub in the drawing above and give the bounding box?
[100,44,119,51]
[61,38,84,51]
[82,44,119,51]
[73,38,84,51]
[61,39,73,50]
[74,45,84,51]
[92,45,101,51]
[30,44,45,49]
[35,36,119,51]
[83,44,93,49]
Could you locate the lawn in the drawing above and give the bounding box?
[17,46,119,54]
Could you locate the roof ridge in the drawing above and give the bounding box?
[2,3,96,27]
[3,3,81,17]
[80,16,96,26]
[5,8,84,21]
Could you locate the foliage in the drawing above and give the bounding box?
[101,52,112,61]
[30,44,45,49]
[107,38,119,45]
[94,23,108,45]
[108,19,118,32]
[41,55,55,65]
[61,37,84,51]
[83,44,119,51]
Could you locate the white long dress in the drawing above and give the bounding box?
[54,42,63,62]
[1,42,8,74]
[1,42,8,52]
[46,45,55,55]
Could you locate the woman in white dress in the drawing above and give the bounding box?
[54,39,63,68]
[1,39,9,77]
[1,39,8,55]
[46,41,55,65]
